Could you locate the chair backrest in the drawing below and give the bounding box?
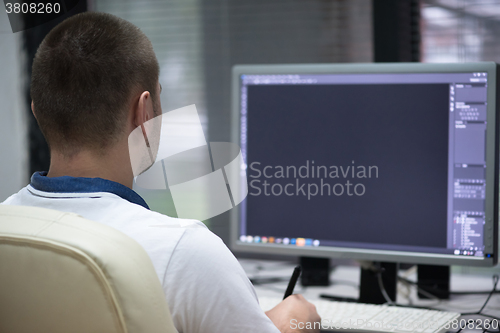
[0,204,177,333]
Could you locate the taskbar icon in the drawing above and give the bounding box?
[240,235,320,247]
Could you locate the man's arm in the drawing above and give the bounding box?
[162,227,320,333]
[266,294,321,333]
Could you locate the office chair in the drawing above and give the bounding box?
[0,204,177,333]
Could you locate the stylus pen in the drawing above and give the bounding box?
[283,266,302,300]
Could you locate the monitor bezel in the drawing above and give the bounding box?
[230,62,498,267]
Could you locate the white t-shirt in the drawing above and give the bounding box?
[2,185,280,333]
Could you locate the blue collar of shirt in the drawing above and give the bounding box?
[30,171,150,210]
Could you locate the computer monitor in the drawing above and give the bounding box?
[230,63,498,268]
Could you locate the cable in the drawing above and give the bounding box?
[375,264,427,307]
[397,276,442,302]
[397,274,500,313]
[477,275,499,314]
[399,277,500,296]
[375,266,395,305]
[390,274,499,313]
[454,275,500,333]
[460,275,499,316]
[397,269,500,295]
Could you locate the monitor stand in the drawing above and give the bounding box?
[318,261,398,304]
[358,263,451,303]
[319,262,451,304]
[299,257,398,304]
[417,264,450,299]
[358,262,398,304]
[300,257,330,286]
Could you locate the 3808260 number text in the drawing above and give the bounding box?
[5,2,61,14]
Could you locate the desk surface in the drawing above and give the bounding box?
[239,259,500,321]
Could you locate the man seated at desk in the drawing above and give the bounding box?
[2,11,320,333]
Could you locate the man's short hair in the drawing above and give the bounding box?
[31,12,160,155]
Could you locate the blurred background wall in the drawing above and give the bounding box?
[0,10,26,202]
[2,0,500,243]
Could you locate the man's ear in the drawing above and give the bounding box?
[133,91,152,128]
[31,101,37,120]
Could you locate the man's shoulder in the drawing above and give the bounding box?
[1,185,222,276]
[97,197,212,245]
[135,206,207,230]
[1,184,210,245]
[1,186,29,205]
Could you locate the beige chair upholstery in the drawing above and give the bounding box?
[0,204,177,333]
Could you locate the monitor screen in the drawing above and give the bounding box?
[230,63,498,266]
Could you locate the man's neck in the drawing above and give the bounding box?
[47,144,134,189]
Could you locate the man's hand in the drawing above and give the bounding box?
[265,294,321,333]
